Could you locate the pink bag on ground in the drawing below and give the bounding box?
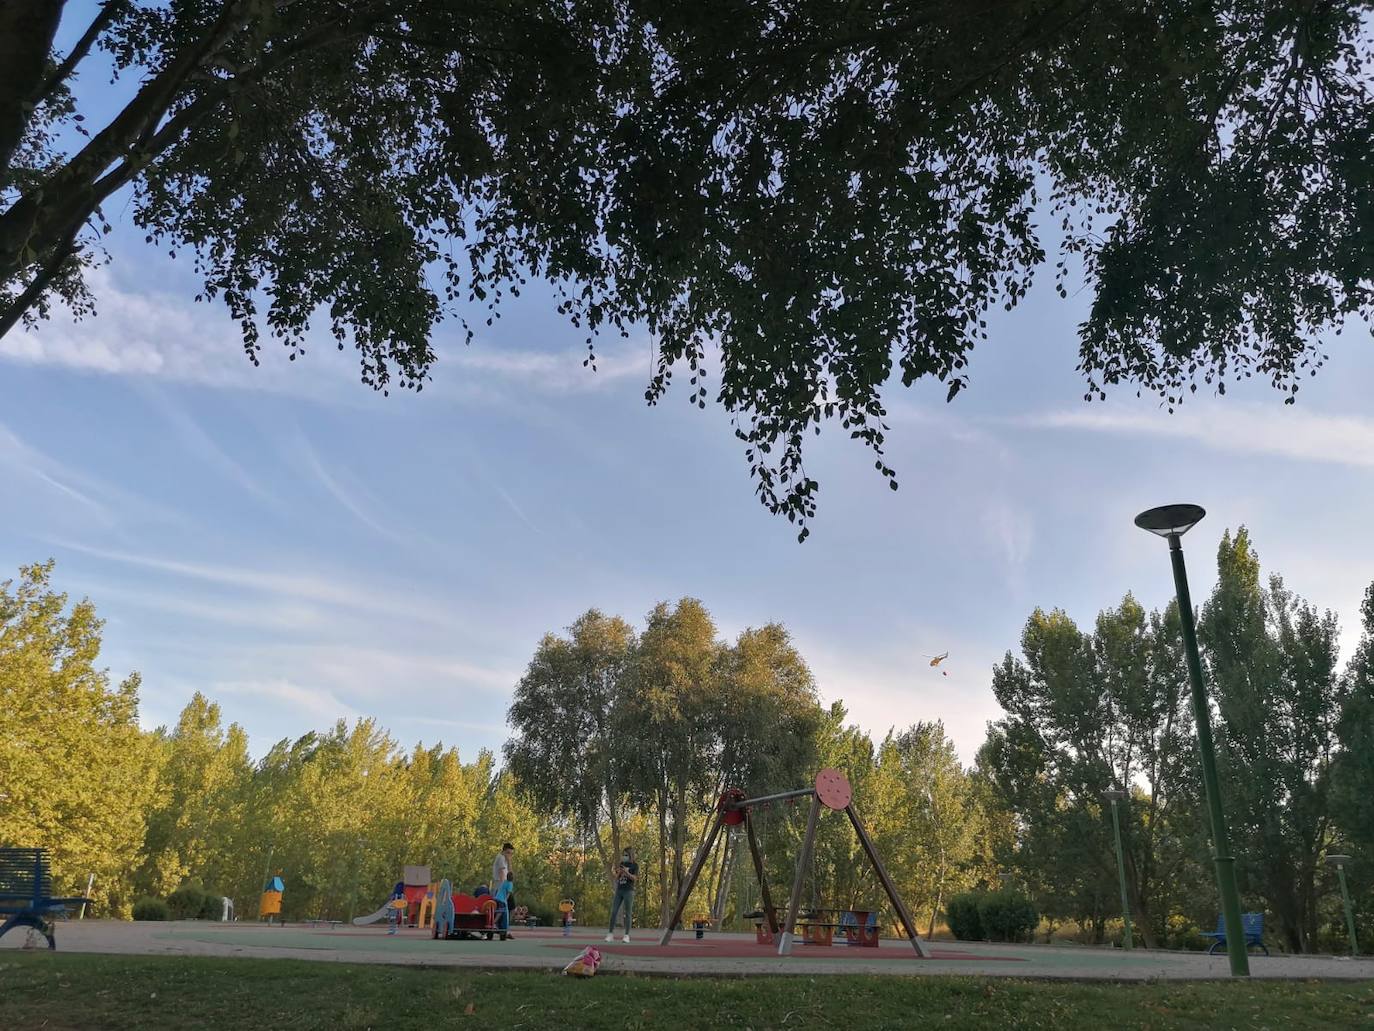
[562,945,602,977]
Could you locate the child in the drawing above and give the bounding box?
[386,880,405,935]
[493,872,515,937]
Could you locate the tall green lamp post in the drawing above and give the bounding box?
[1325,854,1360,956]
[1104,789,1133,950]
[1135,504,1249,977]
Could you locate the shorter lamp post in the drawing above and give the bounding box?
[1326,854,1360,956]
[1104,789,1133,950]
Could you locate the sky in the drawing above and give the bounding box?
[4,16,1373,766]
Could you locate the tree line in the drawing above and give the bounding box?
[2,534,1370,950]
[982,529,1373,952]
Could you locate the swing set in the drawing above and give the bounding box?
[660,768,930,957]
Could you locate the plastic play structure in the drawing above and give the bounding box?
[431,878,510,941]
[661,768,930,957]
[353,866,435,928]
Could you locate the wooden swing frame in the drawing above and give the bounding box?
[658,768,930,957]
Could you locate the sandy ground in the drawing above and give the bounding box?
[6,920,1374,981]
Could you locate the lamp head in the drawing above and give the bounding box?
[1103,789,1128,802]
[1135,504,1206,538]
[1325,854,1352,867]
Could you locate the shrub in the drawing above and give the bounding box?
[978,889,1038,943]
[166,883,209,920]
[198,892,226,921]
[132,897,170,921]
[945,892,985,941]
[1163,914,1210,951]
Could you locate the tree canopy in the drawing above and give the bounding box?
[3,1,1370,533]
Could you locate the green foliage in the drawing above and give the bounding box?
[505,611,637,881]
[982,596,1198,946]
[978,890,1039,944]
[6,555,1369,955]
[6,4,1372,532]
[131,897,169,921]
[197,893,225,921]
[945,892,985,941]
[1200,528,1346,953]
[0,561,159,917]
[165,883,209,921]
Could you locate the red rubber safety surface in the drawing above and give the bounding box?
[814,768,852,811]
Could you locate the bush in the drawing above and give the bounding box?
[166,883,209,920]
[1163,914,1210,951]
[197,892,226,921]
[978,889,1039,943]
[945,892,985,941]
[132,897,170,921]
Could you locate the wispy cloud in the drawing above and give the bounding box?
[44,539,464,631]
[1023,405,1374,470]
[294,432,411,545]
[0,420,188,529]
[5,266,654,407]
[2,268,270,388]
[0,422,109,517]
[982,502,1033,583]
[139,386,281,506]
[271,643,518,696]
[494,485,542,536]
[214,678,361,724]
[68,578,327,634]
[448,336,652,391]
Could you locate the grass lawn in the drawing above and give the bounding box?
[0,953,1371,1030]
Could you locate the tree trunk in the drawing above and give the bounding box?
[656,789,671,926]
[0,0,63,181]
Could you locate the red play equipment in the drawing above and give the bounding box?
[430,879,509,941]
[660,767,930,957]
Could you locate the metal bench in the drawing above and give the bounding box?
[0,848,92,950]
[1201,911,1269,956]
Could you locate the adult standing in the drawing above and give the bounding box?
[492,843,515,937]
[605,845,638,943]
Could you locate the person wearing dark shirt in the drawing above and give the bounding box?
[604,846,638,943]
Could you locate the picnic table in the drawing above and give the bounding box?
[0,848,92,950]
[797,909,881,947]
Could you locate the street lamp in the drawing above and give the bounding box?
[1325,854,1360,956]
[1135,503,1250,977]
[1103,789,1133,950]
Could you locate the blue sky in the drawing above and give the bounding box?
[4,15,1372,763]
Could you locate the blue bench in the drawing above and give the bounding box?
[1201,912,1269,956]
[0,848,92,949]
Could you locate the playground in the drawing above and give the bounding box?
[11,917,1374,981]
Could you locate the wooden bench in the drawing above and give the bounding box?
[1201,912,1269,956]
[0,848,92,950]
